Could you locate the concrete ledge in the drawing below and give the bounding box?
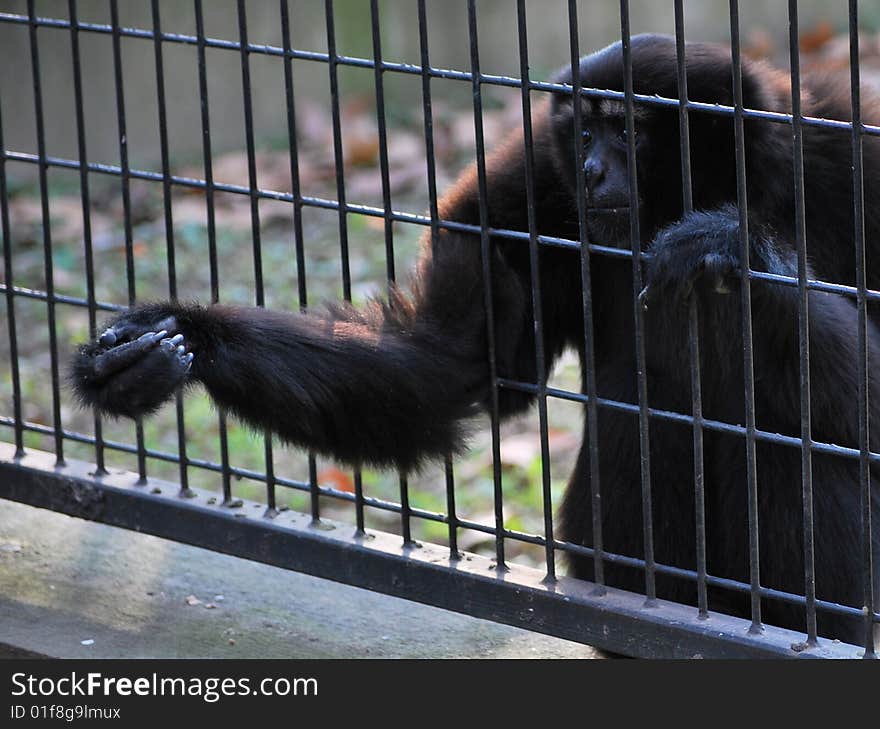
[0,500,602,659]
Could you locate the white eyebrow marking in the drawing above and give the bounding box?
[598,98,649,119]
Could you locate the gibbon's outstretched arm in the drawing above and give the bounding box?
[70,116,561,472]
[71,233,531,472]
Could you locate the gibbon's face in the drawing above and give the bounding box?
[551,94,652,248]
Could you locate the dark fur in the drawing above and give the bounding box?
[71,35,880,645]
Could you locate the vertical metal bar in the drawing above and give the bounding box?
[397,476,411,544]
[323,0,369,533]
[370,0,394,291]
[417,0,459,558]
[110,0,147,484]
[416,0,439,263]
[151,0,191,497]
[729,0,763,633]
[69,0,106,475]
[151,0,176,303]
[375,1,417,546]
[786,0,818,646]
[515,0,555,581]
[443,454,459,558]
[194,0,232,504]
[673,0,708,619]
[28,0,64,466]
[619,0,655,603]
[566,0,604,591]
[467,0,505,571]
[848,0,876,658]
[280,0,320,526]
[367,0,392,539]
[324,0,352,303]
[0,84,23,458]
[672,10,693,216]
[281,0,307,311]
[236,0,276,516]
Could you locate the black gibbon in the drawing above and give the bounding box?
[72,35,880,645]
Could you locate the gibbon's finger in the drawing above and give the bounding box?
[99,315,178,347]
[98,328,117,347]
[92,331,165,378]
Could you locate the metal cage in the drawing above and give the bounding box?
[0,0,877,659]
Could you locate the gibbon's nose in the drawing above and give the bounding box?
[583,157,605,191]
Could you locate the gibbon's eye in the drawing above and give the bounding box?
[581,128,593,147]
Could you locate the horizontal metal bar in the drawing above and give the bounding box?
[0,420,871,623]
[0,441,866,657]
[0,415,559,546]
[0,283,124,312]
[497,376,880,466]
[5,320,878,478]
[0,413,431,516]
[6,149,880,303]
[2,11,878,137]
[749,270,880,303]
[1,148,619,259]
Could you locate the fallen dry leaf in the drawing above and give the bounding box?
[318,466,355,493]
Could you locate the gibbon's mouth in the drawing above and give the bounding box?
[583,206,633,250]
